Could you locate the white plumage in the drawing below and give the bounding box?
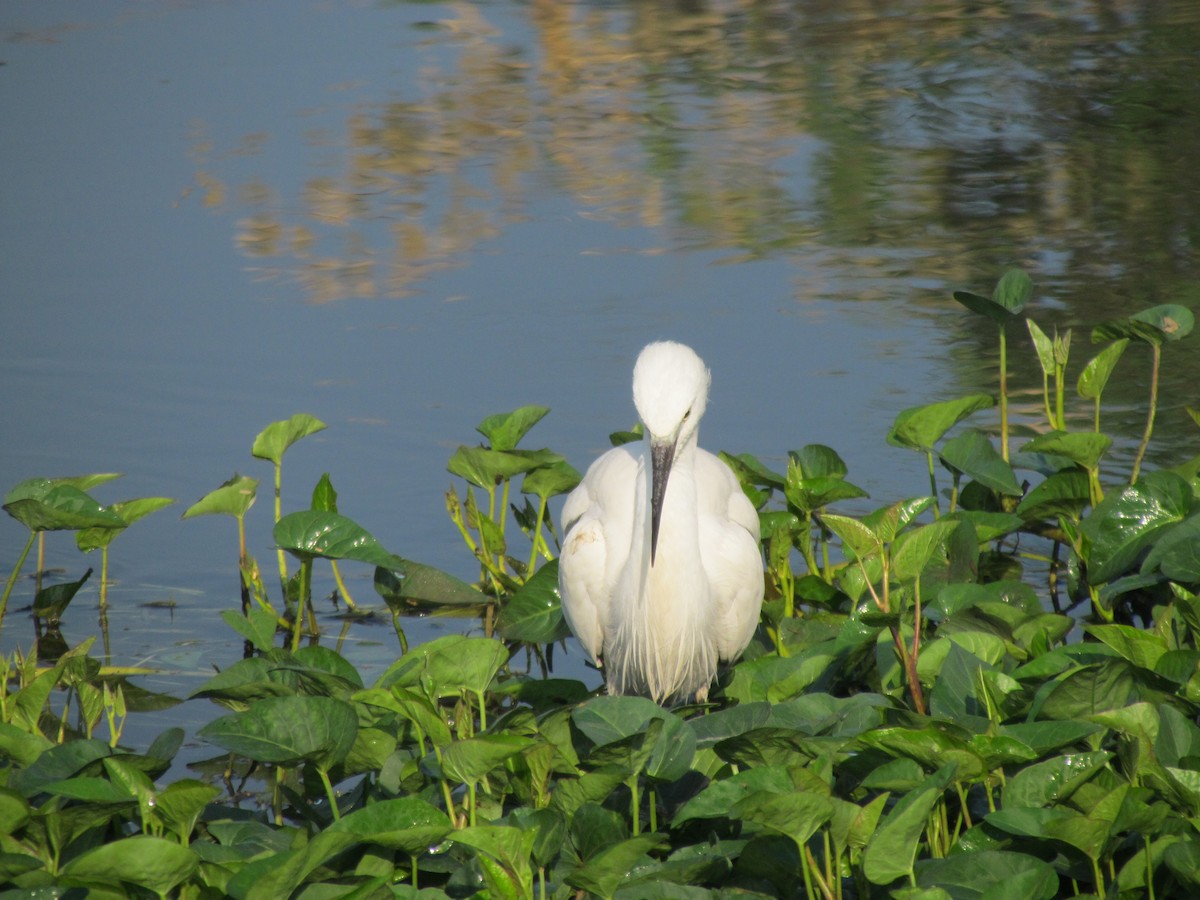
[558,341,764,704]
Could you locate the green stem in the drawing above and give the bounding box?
[318,767,340,821]
[628,775,641,836]
[1054,362,1066,430]
[998,323,1010,463]
[0,530,36,627]
[273,462,289,600]
[329,560,357,611]
[526,495,549,576]
[1130,343,1160,484]
[925,450,940,517]
[99,546,110,610]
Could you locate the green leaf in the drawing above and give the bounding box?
[274,510,392,564]
[327,796,451,854]
[566,833,667,898]
[198,695,358,768]
[1026,319,1055,376]
[3,482,126,532]
[522,460,581,501]
[76,496,175,551]
[448,446,555,489]
[250,413,327,465]
[31,567,92,621]
[1080,471,1192,582]
[821,514,880,560]
[221,608,279,653]
[440,734,536,785]
[1016,471,1091,521]
[1077,339,1130,399]
[732,790,833,848]
[888,394,995,452]
[863,765,956,885]
[182,473,258,519]
[673,765,796,826]
[1092,303,1195,346]
[61,835,197,896]
[310,472,338,512]
[939,430,1022,496]
[1020,431,1111,471]
[374,558,490,608]
[476,406,551,451]
[153,779,221,841]
[572,695,696,782]
[892,519,961,582]
[1141,514,1200,582]
[496,560,569,643]
[455,825,536,900]
[914,850,1058,899]
[378,635,508,698]
[952,269,1031,323]
[1084,624,1168,671]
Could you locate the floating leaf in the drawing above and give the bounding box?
[251,413,327,465]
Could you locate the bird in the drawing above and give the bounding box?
[558,341,764,705]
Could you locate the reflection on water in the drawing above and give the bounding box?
[194,0,1199,322]
[4,0,1200,764]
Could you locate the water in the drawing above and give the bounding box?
[3,0,1199,753]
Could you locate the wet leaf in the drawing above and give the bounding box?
[496,560,569,643]
[1080,471,1192,582]
[3,482,126,532]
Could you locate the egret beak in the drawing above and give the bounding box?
[649,434,677,566]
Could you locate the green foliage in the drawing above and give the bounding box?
[3,268,1200,896]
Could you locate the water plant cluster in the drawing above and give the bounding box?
[3,269,1200,898]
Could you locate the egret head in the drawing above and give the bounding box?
[632,342,711,565]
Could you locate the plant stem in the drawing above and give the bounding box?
[998,322,1010,462]
[329,560,357,611]
[99,546,110,610]
[318,767,340,821]
[0,530,35,626]
[1130,343,1161,484]
[924,451,940,517]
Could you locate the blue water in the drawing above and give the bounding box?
[3,0,1198,754]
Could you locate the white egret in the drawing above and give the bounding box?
[558,341,764,705]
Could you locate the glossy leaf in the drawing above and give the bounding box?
[76,496,175,551]
[250,413,327,465]
[3,481,126,532]
[374,557,489,608]
[1080,471,1192,582]
[496,559,569,643]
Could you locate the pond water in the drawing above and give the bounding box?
[3,0,1199,759]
